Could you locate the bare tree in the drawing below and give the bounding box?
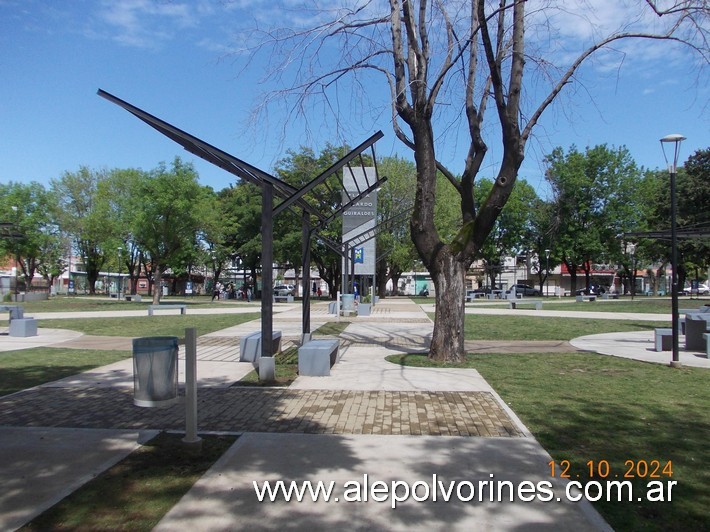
[237,0,709,361]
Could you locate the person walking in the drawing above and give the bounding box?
[211,281,222,302]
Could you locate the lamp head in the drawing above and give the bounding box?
[660,134,686,143]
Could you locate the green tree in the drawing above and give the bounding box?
[52,167,116,294]
[375,156,417,297]
[647,147,710,288]
[474,178,539,288]
[679,148,710,282]
[217,182,264,292]
[0,181,61,292]
[132,157,209,304]
[102,168,147,295]
[546,145,644,293]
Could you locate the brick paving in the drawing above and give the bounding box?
[0,298,530,439]
[0,387,523,438]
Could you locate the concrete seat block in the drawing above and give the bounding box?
[298,339,339,376]
[654,328,672,352]
[9,317,38,337]
[240,331,282,362]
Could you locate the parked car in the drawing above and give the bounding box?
[273,284,295,296]
[506,284,542,297]
[575,284,607,296]
[682,282,710,295]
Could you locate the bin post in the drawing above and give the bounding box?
[183,327,202,450]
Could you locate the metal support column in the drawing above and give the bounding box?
[302,210,311,335]
[261,181,274,360]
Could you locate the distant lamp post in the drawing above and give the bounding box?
[117,246,123,300]
[660,133,686,368]
[625,242,637,300]
[11,206,19,300]
[545,249,551,297]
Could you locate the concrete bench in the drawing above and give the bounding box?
[680,306,710,335]
[125,294,142,302]
[654,328,672,351]
[328,301,340,314]
[273,295,294,303]
[601,293,619,300]
[576,295,597,302]
[240,330,282,363]
[508,300,542,310]
[147,304,187,316]
[9,317,38,337]
[298,339,339,376]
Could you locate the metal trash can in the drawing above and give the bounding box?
[132,336,179,407]
[341,294,355,311]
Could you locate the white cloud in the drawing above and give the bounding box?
[93,0,199,48]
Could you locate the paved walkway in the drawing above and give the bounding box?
[10,297,695,530]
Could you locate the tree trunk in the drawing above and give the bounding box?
[153,266,163,304]
[429,251,466,362]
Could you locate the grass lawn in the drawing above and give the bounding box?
[387,352,710,530]
[463,314,668,341]
[21,431,236,531]
[0,348,130,397]
[11,295,256,313]
[465,297,708,314]
[36,312,261,338]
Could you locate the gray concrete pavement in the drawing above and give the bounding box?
[156,433,608,532]
[571,331,710,368]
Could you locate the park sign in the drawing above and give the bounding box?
[343,167,377,276]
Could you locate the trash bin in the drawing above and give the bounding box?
[132,336,179,407]
[341,294,355,311]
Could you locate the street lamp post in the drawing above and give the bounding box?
[11,206,18,301]
[117,246,123,300]
[545,249,551,297]
[660,133,686,368]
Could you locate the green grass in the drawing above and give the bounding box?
[237,346,300,386]
[0,348,130,397]
[463,297,708,314]
[312,320,351,336]
[462,314,668,341]
[387,351,709,530]
[21,431,236,531]
[36,312,261,337]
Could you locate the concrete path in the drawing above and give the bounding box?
[156,433,608,531]
[571,331,710,368]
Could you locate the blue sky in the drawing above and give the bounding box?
[1,0,708,197]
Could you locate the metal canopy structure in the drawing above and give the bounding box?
[98,89,387,358]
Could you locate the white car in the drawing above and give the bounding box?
[273,284,295,296]
[683,283,710,295]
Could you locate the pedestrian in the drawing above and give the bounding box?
[247,286,252,302]
[317,286,322,299]
[312,281,317,296]
[211,281,221,302]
